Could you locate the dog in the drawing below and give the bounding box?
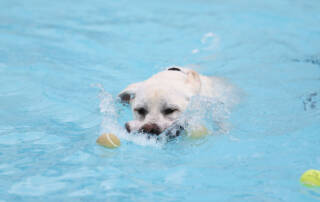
[118,66,237,138]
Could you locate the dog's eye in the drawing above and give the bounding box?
[135,108,148,116]
[163,108,177,115]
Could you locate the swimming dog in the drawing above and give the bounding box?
[118,66,236,137]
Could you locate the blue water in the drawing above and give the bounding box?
[1,0,320,201]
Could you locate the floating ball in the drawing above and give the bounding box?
[188,125,208,139]
[96,133,121,148]
[300,169,320,187]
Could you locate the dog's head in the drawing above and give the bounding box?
[118,67,201,136]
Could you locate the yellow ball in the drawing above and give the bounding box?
[300,169,320,187]
[96,133,121,149]
[188,125,208,139]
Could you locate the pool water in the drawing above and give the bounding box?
[1,0,320,201]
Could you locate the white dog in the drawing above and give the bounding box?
[118,66,237,137]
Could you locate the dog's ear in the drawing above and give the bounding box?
[185,69,201,93]
[118,82,142,104]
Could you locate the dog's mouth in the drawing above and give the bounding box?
[126,122,186,141]
[142,124,186,141]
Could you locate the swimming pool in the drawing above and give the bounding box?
[1,0,320,201]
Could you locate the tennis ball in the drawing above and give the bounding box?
[300,169,320,187]
[96,133,121,149]
[188,125,208,139]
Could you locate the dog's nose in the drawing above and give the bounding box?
[140,123,161,135]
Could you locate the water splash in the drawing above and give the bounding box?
[178,96,231,136]
[192,32,220,54]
